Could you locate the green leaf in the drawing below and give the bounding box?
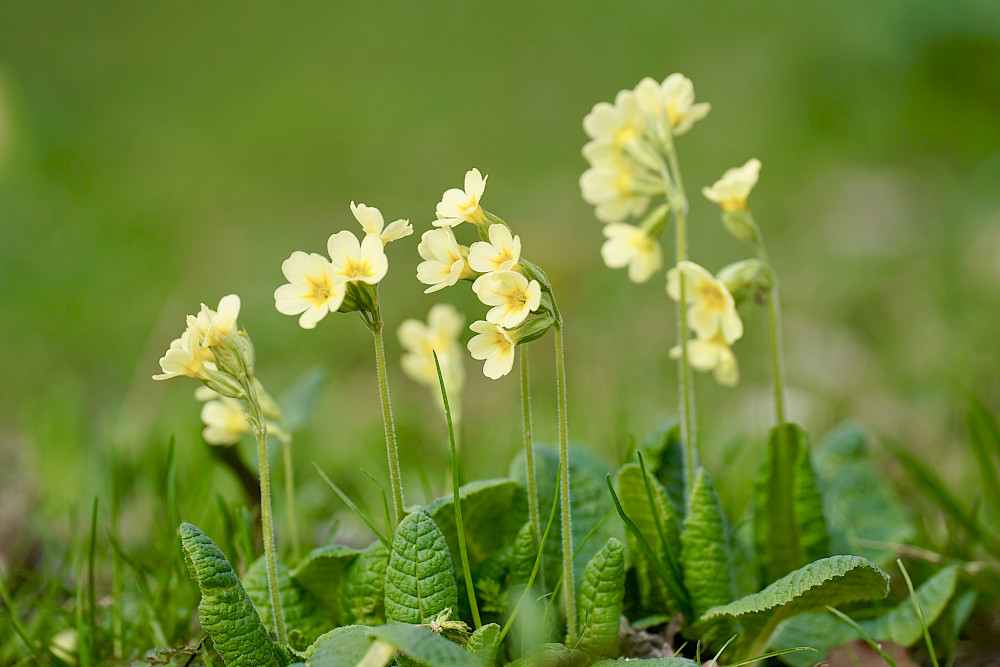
[466,622,501,663]
[813,424,915,567]
[178,522,289,667]
[426,478,527,570]
[753,424,830,584]
[614,463,682,615]
[244,557,330,650]
[508,520,537,588]
[769,565,959,667]
[681,468,735,645]
[639,419,687,511]
[384,508,459,624]
[576,537,626,657]
[367,624,482,666]
[342,541,390,626]
[591,659,699,666]
[506,642,589,666]
[510,445,624,590]
[967,396,1000,522]
[279,367,328,432]
[302,625,374,665]
[290,544,360,620]
[701,555,889,646]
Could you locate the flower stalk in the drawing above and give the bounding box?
[553,320,577,642]
[369,302,405,528]
[520,345,543,580]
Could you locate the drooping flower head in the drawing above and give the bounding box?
[434,168,488,227]
[416,227,475,293]
[467,320,517,380]
[702,158,762,212]
[468,223,521,273]
[473,270,542,329]
[274,251,345,329]
[351,201,413,245]
[667,261,744,344]
[601,222,663,284]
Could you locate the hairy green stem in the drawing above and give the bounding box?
[372,319,404,527]
[520,346,543,581]
[753,236,787,426]
[277,428,300,562]
[553,323,577,642]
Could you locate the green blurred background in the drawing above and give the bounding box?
[2,0,1000,555]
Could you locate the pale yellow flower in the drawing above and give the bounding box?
[667,261,743,344]
[601,223,663,283]
[473,270,541,329]
[434,168,488,227]
[468,320,516,380]
[579,153,652,223]
[702,159,762,212]
[153,328,211,381]
[200,396,250,445]
[468,224,520,273]
[398,304,465,408]
[660,73,711,136]
[327,230,388,284]
[670,332,739,387]
[274,251,346,329]
[582,88,644,164]
[416,227,474,293]
[200,294,241,347]
[350,201,413,245]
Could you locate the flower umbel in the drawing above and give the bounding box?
[274,251,346,329]
[434,168,488,227]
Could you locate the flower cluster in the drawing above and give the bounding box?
[417,169,555,379]
[274,202,412,329]
[667,262,744,386]
[581,74,710,283]
[397,304,466,415]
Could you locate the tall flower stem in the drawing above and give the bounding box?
[371,306,404,527]
[520,345,542,580]
[553,321,577,642]
[662,130,698,494]
[277,427,301,562]
[243,375,288,645]
[753,235,787,426]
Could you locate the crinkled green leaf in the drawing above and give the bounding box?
[591,659,699,666]
[302,625,373,665]
[367,624,482,666]
[427,478,527,571]
[681,468,735,645]
[639,419,687,511]
[244,557,330,650]
[290,544,360,620]
[753,424,830,584]
[614,463,682,615]
[511,445,624,590]
[342,541,389,625]
[701,555,889,641]
[384,508,459,624]
[769,565,959,666]
[507,521,537,588]
[178,523,289,667]
[576,537,626,657]
[814,424,914,567]
[466,622,501,663]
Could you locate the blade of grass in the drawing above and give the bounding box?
[726,647,818,667]
[897,559,939,667]
[707,634,737,667]
[110,451,124,658]
[87,497,98,647]
[638,451,685,586]
[313,463,391,550]
[606,474,692,619]
[827,605,898,667]
[967,397,1000,519]
[74,546,91,667]
[434,351,481,629]
[106,532,168,647]
[361,468,395,544]
[0,570,43,661]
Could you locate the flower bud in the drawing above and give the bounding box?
[639,203,671,239]
[510,314,556,345]
[201,368,246,400]
[722,209,758,244]
[717,259,773,306]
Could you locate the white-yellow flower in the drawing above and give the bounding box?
[660,73,711,136]
[473,270,541,329]
[200,294,241,347]
[468,320,516,380]
[670,332,739,387]
[327,230,389,284]
[579,153,652,223]
[274,251,346,329]
[416,227,474,293]
[468,223,520,273]
[434,168,488,227]
[350,201,413,245]
[398,304,466,413]
[153,328,211,381]
[601,223,663,283]
[200,396,250,445]
[667,261,744,344]
[582,88,644,164]
[702,158,762,212]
